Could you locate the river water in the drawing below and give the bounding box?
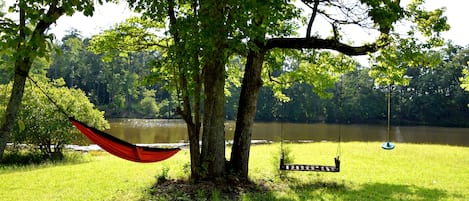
[104,119,469,147]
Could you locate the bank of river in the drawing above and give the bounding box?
[103,119,469,147]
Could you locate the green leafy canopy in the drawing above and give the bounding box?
[264,49,356,102]
[369,0,450,87]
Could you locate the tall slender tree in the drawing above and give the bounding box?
[0,0,107,160]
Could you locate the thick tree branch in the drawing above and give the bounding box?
[265,37,380,56]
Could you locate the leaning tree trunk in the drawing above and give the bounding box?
[0,59,31,160]
[177,77,202,180]
[230,49,266,179]
[0,0,67,160]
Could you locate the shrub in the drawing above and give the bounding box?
[0,76,109,159]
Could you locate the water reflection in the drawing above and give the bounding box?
[104,119,469,147]
[106,119,188,144]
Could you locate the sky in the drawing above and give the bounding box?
[4,1,469,46]
[423,1,468,46]
[50,2,137,40]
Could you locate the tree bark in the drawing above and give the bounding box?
[0,59,31,160]
[186,119,201,180]
[198,0,227,180]
[200,57,226,179]
[0,4,30,160]
[190,55,203,181]
[230,48,266,179]
[177,65,202,180]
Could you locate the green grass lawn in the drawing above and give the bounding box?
[1,142,468,201]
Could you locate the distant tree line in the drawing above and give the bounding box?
[46,31,172,118]
[252,43,469,127]
[46,33,469,127]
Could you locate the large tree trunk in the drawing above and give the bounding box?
[230,49,266,179]
[198,0,227,180]
[200,58,226,179]
[0,59,31,160]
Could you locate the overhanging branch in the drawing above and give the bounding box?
[265,37,380,56]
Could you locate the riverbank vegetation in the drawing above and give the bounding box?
[3,35,467,126]
[0,142,468,201]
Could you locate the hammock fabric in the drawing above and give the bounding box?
[69,117,180,163]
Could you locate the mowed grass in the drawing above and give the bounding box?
[247,142,469,201]
[0,151,190,201]
[1,142,468,201]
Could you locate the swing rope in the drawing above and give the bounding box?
[382,84,395,150]
[279,101,285,164]
[336,79,343,159]
[279,86,341,172]
[387,85,391,142]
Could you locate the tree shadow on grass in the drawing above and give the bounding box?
[342,182,452,201]
[142,175,459,201]
[277,180,451,201]
[142,179,272,201]
[234,179,456,201]
[345,183,458,201]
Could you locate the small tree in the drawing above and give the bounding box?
[135,89,165,118]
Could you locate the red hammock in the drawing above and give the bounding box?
[69,117,180,163]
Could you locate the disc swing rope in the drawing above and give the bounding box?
[279,81,342,172]
[27,76,180,163]
[381,84,395,150]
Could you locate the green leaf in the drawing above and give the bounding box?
[18,119,25,132]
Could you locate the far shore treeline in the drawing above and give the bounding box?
[2,32,468,127]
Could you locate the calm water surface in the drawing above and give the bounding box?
[104,119,469,147]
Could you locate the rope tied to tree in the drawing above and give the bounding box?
[336,79,343,158]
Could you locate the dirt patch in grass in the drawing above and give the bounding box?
[145,177,271,201]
